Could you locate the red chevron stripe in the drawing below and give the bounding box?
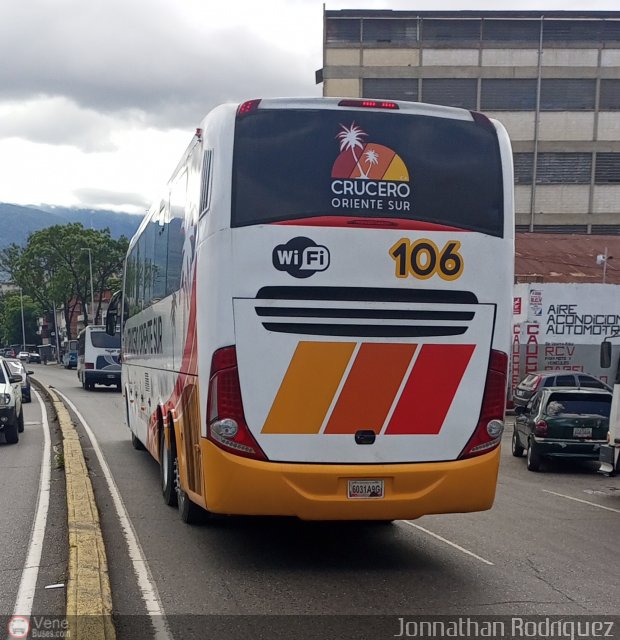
[386,344,475,435]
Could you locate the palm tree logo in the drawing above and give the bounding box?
[336,122,369,178]
[363,148,379,175]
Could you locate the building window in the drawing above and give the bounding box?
[603,21,620,42]
[542,20,602,43]
[514,153,534,184]
[536,153,592,184]
[481,79,537,111]
[421,78,477,110]
[600,80,620,110]
[421,19,481,42]
[482,19,541,42]
[363,78,418,101]
[595,153,620,184]
[326,18,360,44]
[362,19,418,44]
[540,79,596,111]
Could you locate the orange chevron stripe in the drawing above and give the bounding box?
[324,343,417,434]
[261,341,355,434]
[386,344,475,435]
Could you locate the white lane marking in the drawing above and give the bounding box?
[542,489,620,514]
[13,390,52,616]
[55,390,173,640]
[400,520,494,566]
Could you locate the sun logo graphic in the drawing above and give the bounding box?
[330,122,412,212]
[332,122,409,181]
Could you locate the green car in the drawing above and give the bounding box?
[512,387,611,472]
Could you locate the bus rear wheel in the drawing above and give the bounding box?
[173,456,204,524]
[160,428,177,507]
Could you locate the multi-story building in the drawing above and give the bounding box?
[320,10,620,234]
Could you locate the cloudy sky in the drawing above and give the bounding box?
[0,0,618,215]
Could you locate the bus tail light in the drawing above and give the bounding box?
[338,99,399,110]
[207,347,267,461]
[85,362,94,370]
[459,350,508,459]
[534,420,548,437]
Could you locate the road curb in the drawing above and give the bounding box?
[33,380,116,640]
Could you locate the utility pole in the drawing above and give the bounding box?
[81,247,96,324]
[19,287,26,351]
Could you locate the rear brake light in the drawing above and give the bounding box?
[237,99,261,116]
[534,420,548,437]
[459,350,508,459]
[338,99,399,110]
[85,362,94,370]
[206,346,266,461]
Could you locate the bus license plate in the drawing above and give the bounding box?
[573,427,592,438]
[348,479,384,499]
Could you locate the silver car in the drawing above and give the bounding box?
[0,357,24,443]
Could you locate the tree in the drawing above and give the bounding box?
[0,292,41,347]
[0,223,128,339]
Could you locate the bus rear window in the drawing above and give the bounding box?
[232,109,504,236]
[90,331,120,349]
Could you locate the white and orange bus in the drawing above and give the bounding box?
[107,97,514,523]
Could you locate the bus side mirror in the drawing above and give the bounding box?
[601,340,612,369]
[106,290,122,336]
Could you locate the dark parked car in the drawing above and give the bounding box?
[512,387,612,471]
[5,358,32,403]
[513,370,611,409]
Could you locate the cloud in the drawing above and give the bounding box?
[73,187,149,210]
[0,97,125,151]
[0,0,319,132]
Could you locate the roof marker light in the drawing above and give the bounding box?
[237,99,262,116]
[338,99,399,110]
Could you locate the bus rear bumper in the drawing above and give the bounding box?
[202,442,500,520]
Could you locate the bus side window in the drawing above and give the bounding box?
[167,170,186,296]
[199,149,213,219]
[153,204,168,303]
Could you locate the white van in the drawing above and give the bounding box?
[77,325,121,390]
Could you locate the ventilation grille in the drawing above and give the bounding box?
[254,287,478,338]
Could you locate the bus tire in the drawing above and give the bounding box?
[174,455,204,525]
[160,427,178,507]
[527,439,542,472]
[511,428,524,457]
[131,432,145,451]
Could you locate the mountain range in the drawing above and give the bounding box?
[0,202,142,250]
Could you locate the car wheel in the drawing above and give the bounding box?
[511,428,524,457]
[160,428,177,507]
[5,418,19,444]
[526,439,542,472]
[17,409,24,433]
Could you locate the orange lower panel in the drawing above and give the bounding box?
[201,442,500,521]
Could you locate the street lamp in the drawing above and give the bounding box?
[596,247,614,284]
[81,247,95,324]
[19,287,26,351]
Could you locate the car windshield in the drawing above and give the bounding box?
[545,393,612,418]
[0,363,6,384]
[6,360,25,375]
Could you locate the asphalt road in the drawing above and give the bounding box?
[0,382,67,620]
[30,364,620,634]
